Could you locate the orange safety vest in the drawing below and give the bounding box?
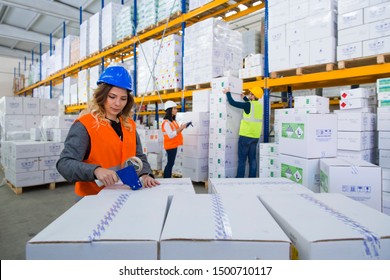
[75,114,136,196]
[161,119,183,150]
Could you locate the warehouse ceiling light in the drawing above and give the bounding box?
[238,4,248,11]
[225,10,237,17]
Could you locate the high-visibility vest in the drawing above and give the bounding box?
[239,100,263,138]
[75,114,136,196]
[161,119,183,150]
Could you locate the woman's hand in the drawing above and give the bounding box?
[140,174,160,188]
[94,167,119,187]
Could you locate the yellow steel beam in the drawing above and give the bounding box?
[65,104,87,114]
[268,63,390,90]
[134,90,193,103]
[224,3,264,22]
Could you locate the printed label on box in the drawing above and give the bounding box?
[316,129,333,142]
[281,163,303,184]
[282,123,305,139]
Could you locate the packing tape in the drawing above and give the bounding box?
[300,194,380,258]
[211,194,232,240]
[88,193,130,242]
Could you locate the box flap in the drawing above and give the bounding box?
[28,194,168,243]
[209,177,313,195]
[161,194,291,243]
[99,177,195,195]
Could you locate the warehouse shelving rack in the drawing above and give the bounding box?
[13,0,390,142]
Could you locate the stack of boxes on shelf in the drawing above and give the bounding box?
[278,96,337,192]
[239,53,264,80]
[377,77,390,215]
[79,19,89,59]
[208,77,242,179]
[137,40,157,95]
[336,87,377,163]
[88,12,102,55]
[157,0,187,22]
[241,29,262,57]
[63,35,79,69]
[101,2,123,49]
[0,96,77,188]
[337,1,390,61]
[268,0,337,72]
[115,4,134,41]
[137,127,164,171]
[179,89,210,182]
[183,18,243,86]
[154,34,183,91]
[137,0,158,32]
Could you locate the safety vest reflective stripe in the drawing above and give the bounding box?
[162,120,183,150]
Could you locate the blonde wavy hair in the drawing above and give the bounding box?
[79,83,134,131]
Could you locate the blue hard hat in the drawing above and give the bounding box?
[97,66,132,91]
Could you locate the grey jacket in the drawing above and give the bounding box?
[56,121,153,183]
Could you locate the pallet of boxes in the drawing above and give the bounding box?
[0,96,77,194]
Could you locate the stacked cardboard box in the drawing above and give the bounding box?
[154,34,182,90]
[115,5,134,41]
[377,77,390,215]
[278,96,337,192]
[337,87,377,163]
[137,0,157,32]
[259,143,280,178]
[137,40,157,95]
[101,2,122,49]
[184,18,243,86]
[337,1,390,61]
[208,77,242,179]
[268,0,337,72]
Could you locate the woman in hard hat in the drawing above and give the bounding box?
[161,100,188,178]
[57,65,159,197]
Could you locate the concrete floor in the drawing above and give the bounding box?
[0,165,208,260]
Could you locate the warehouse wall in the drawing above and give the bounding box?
[0,57,20,97]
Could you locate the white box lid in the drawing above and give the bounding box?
[260,193,390,249]
[161,194,291,243]
[209,177,313,195]
[28,194,168,243]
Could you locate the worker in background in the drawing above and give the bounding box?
[222,88,263,178]
[57,65,159,197]
[161,100,189,178]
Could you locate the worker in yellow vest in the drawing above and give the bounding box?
[161,100,189,178]
[223,88,263,178]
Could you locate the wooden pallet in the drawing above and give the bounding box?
[156,10,182,27]
[270,63,336,79]
[6,180,56,195]
[242,76,263,83]
[184,82,211,90]
[338,53,390,70]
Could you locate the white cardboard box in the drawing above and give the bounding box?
[382,168,390,192]
[0,96,23,114]
[208,177,313,196]
[379,131,390,149]
[320,158,382,211]
[160,194,291,260]
[279,113,337,158]
[23,98,40,115]
[26,194,169,259]
[279,154,320,193]
[260,193,390,259]
[337,42,363,61]
[337,148,376,163]
[383,191,390,216]
[336,112,376,131]
[380,149,390,168]
[337,131,375,150]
